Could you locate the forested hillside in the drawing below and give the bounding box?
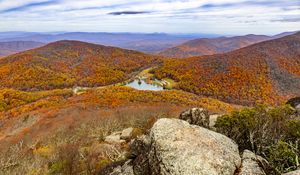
[159,34,270,58]
[0,40,160,90]
[153,32,300,105]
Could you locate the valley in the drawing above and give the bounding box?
[1,0,300,174]
[0,31,299,175]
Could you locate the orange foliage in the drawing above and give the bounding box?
[0,41,161,91]
[1,87,235,117]
[153,33,300,105]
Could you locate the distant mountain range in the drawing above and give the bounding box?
[153,32,300,105]
[0,31,297,58]
[159,31,298,58]
[0,32,218,54]
[0,41,44,57]
[0,40,160,90]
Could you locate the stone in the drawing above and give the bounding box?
[296,104,300,114]
[148,118,241,175]
[130,135,151,175]
[109,160,134,175]
[209,114,222,130]
[121,127,134,140]
[238,150,266,175]
[179,108,210,128]
[105,132,126,144]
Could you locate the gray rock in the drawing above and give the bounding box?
[282,169,300,175]
[209,114,222,130]
[109,160,134,175]
[179,108,210,128]
[238,150,266,175]
[148,118,241,175]
[105,132,126,144]
[296,104,300,114]
[121,127,134,140]
[130,135,151,175]
[130,135,151,158]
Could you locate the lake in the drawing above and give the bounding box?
[125,79,164,91]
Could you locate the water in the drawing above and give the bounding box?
[125,79,164,91]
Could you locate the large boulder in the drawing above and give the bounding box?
[147,118,241,175]
[238,150,266,175]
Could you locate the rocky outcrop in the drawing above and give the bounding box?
[179,108,222,130]
[133,118,241,175]
[238,150,266,175]
[179,108,210,128]
[282,169,300,175]
[102,114,272,175]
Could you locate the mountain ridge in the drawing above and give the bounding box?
[158,31,298,58]
[0,40,161,91]
[0,41,44,57]
[153,32,300,105]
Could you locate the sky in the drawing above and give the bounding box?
[0,0,299,35]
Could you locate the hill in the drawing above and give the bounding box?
[0,40,160,90]
[158,31,298,58]
[0,86,236,174]
[0,41,44,57]
[158,34,271,58]
[153,32,300,105]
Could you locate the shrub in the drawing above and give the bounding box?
[215,105,299,174]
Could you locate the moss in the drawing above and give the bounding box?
[48,160,65,174]
[97,159,112,170]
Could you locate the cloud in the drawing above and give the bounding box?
[1,0,57,13]
[0,0,299,35]
[108,11,150,15]
[272,18,300,23]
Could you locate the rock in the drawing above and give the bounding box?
[121,127,134,140]
[105,132,126,144]
[148,118,241,175]
[238,150,266,175]
[296,104,300,114]
[130,135,151,175]
[179,108,210,128]
[286,97,300,108]
[129,135,151,158]
[282,169,300,175]
[109,160,134,175]
[287,97,300,115]
[209,114,222,130]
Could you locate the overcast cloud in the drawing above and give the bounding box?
[0,0,299,35]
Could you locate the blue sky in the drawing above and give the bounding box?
[0,0,299,35]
